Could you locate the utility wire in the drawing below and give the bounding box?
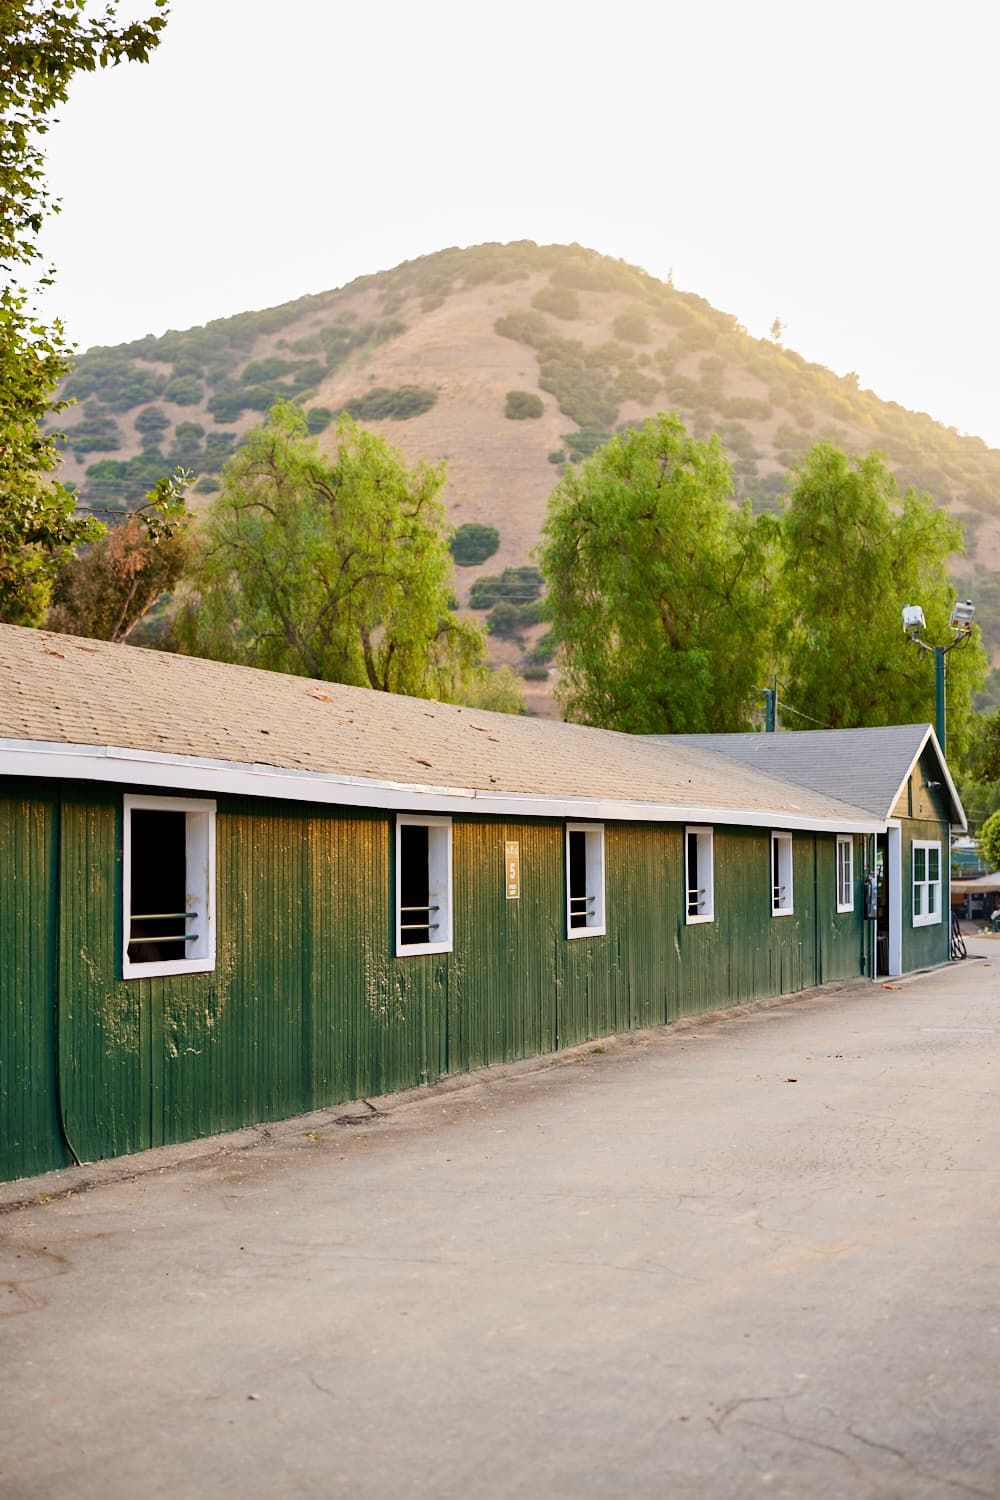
[775,697,835,729]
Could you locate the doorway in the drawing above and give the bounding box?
[874,826,902,977]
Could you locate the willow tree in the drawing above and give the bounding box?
[540,413,775,733]
[180,403,483,700]
[0,1,169,622]
[779,444,986,761]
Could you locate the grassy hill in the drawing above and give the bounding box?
[53,241,1000,711]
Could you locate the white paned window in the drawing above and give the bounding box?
[836,835,854,913]
[912,840,942,927]
[396,815,453,956]
[122,795,216,979]
[566,823,606,938]
[771,832,793,916]
[685,827,714,924]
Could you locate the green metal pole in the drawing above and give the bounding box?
[935,645,946,755]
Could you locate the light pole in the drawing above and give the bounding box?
[902,599,975,757]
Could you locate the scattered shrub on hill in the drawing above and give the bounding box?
[613,311,650,344]
[320,314,407,373]
[612,367,659,405]
[655,301,693,329]
[548,449,567,465]
[496,308,661,432]
[531,285,581,320]
[134,406,170,446]
[201,432,237,473]
[671,322,717,356]
[68,405,122,456]
[81,448,180,514]
[240,356,291,385]
[790,403,815,429]
[495,308,549,345]
[469,566,543,608]
[773,424,813,454]
[450,522,500,566]
[162,373,203,405]
[717,421,758,459]
[485,599,543,640]
[290,360,326,390]
[526,630,556,664]
[661,374,700,408]
[340,385,437,421]
[64,351,166,411]
[550,254,647,297]
[206,388,248,424]
[305,407,334,435]
[505,389,544,420]
[486,601,526,640]
[563,427,610,462]
[718,395,772,421]
[168,421,205,465]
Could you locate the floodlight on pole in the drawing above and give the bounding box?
[901,600,975,756]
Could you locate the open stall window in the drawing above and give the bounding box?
[566,823,606,938]
[836,835,855,913]
[912,840,942,927]
[685,827,714,923]
[771,832,793,916]
[122,795,216,979]
[396,815,453,956]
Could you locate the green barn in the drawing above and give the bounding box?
[0,625,962,1184]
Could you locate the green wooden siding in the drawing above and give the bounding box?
[0,784,67,1181]
[894,753,952,972]
[2,782,874,1183]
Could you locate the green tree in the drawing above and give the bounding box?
[540,413,775,733]
[179,403,484,698]
[0,1,169,622]
[978,807,1000,871]
[779,444,986,760]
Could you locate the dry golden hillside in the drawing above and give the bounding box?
[54,242,1000,710]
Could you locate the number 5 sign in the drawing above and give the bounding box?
[505,840,521,900]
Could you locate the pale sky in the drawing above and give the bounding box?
[33,0,1000,447]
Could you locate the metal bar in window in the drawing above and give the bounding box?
[400,923,440,933]
[131,911,197,921]
[129,934,199,945]
[399,905,440,913]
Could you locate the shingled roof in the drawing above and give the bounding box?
[0,625,883,832]
[658,726,965,831]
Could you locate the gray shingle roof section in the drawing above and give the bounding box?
[658,726,964,826]
[0,625,881,829]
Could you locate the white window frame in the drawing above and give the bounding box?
[912,839,942,928]
[685,826,714,924]
[836,835,854,913]
[566,822,606,938]
[395,814,453,956]
[122,794,216,980]
[771,832,793,917]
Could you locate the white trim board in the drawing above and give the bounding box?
[0,738,885,835]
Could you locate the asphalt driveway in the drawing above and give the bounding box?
[3,945,1000,1499]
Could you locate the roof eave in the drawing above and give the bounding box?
[0,739,885,835]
